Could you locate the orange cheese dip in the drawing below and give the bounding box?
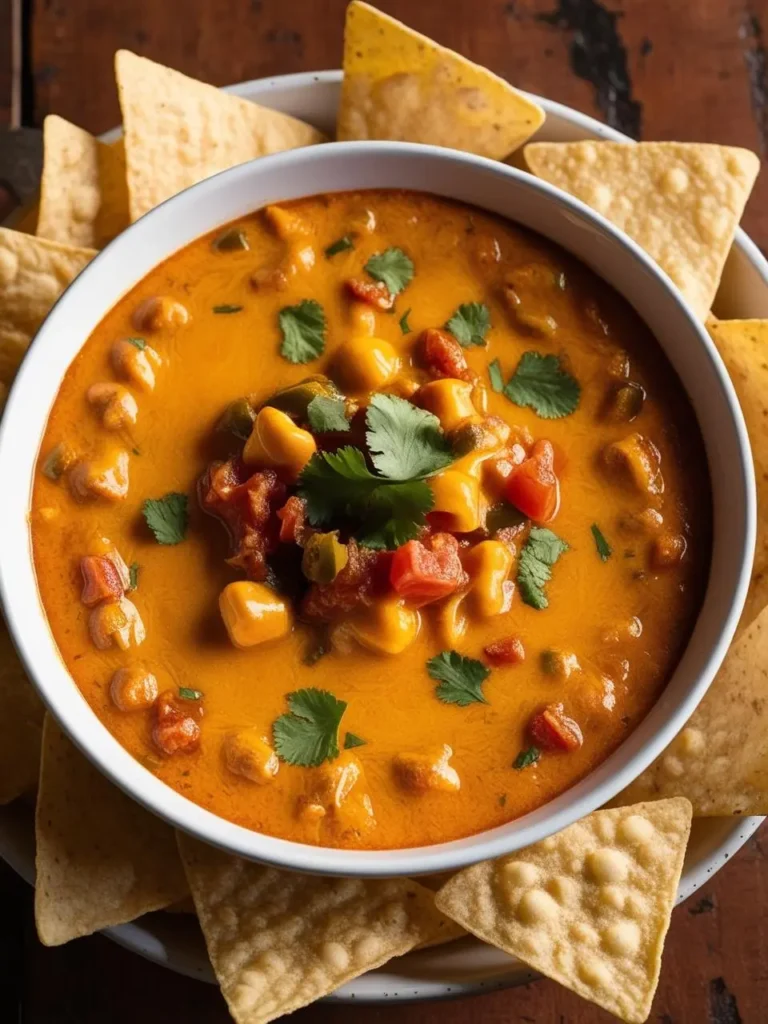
[30,191,710,849]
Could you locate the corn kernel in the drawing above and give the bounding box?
[335,336,401,392]
[350,598,421,655]
[243,406,317,480]
[219,581,291,649]
[223,729,279,783]
[429,470,482,532]
[417,379,477,431]
[463,540,515,617]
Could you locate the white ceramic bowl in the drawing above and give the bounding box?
[0,141,755,877]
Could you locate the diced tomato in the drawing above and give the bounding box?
[277,495,308,544]
[152,691,201,756]
[484,635,525,665]
[505,439,560,522]
[389,533,469,608]
[419,328,472,381]
[301,539,381,621]
[80,555,125,607]
[528,702,583,752]
[345,278,394,310]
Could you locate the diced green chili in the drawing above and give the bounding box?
[301,532,349,585]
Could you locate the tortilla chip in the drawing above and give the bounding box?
[35,715,188,945]
[524,141,759,320]
[618,606,768,815]
[115,50,326,222]
[707,318,768,630]
[0,227,95,384]
[37,115,130,249]
[338,2,544,159]
[177,830,451,1024]
[0,624,44,804]
[436,799,692,1024]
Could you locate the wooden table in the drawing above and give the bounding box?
[2,0,768,1021]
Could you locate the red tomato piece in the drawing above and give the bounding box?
[484,635,525,665]
[277,495,308,544]
[346,278,394,310]
[420,328,472,381]
[505,439,560,522]
[528,702,583,751]
[152,691,201,756]
[80,555,125,607]
[390,533,468,608]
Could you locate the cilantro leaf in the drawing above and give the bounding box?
[365,248,414,296]
[513,745,540,770]
[591,523,612,561]
[142,493,188,545]
[178,687,203,701]
[427,650,490,707]
[356,479,433,549]
[272,688,347,767]
[126,337,146,350]
[128,562,139,591]
[503,351,580,419]
[307,395,350,433]
[446,302,490,347]
[517,526,569,609]
[325,234,355,258]
[279,300,326,364]
[488,358,504,393]
[366,394,453,481]
[344,732,367,749]
[399,308,412,335]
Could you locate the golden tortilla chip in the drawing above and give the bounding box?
[708,318,768,630]
[436,799,692,1024]
[524,141,759,320]
[338,2,544,159]
[177,830,451,1024]
[0,624,44,804]
[35,715,188,945]
[37,115,130,249]
[618,606,768,815]
[115,50,326,222]
[0,227,95,384]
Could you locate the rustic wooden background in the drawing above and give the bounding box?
[2,0,768,1021]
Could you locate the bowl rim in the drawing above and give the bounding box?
[0,138,756,877]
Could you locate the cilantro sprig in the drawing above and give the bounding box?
[279,299,327,364]
[142,493,188,545]
[365,248,414,296]
[273,688,347,767]
[503,352,580,419]
[427,651,490,707]
[517,526,569,609]
[446,302,490,347]
[365,394,453,480]
[513,746,541,770]
[307,395,350,433]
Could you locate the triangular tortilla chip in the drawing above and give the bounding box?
[338,2,544,159]
[0,624,44,804]
[115,51,326,221]
[524,141,759,320]
[618,605,768,815]
[35,715,188,945]
[37,115,130,249]
[435,799,692,1024]
[177,830,452,1024]
[0,227,95,384]
[708,318,768,631]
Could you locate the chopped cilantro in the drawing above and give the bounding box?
[131,446,141,456]
[503,351,580,419]
[344,732,367,749]
[214,228,249,252]
[427,650,490,707]
[446,302,490,347]
[498,793,507,807]
[126,337,146,350]
[365,394,453,480]
[142,493,189,545]
[279,299,326,364]
[365,248,414,296]
[307,395,350,433]
[591,523,612,561]
[399,308,412,335]
[488,358,504,393]
[513,746,541,770]
[178,687,203,701]
[213,304,243,314]
[304,640,328,666]
[517,526,569,609]
[128,562,140,591]
[325,234,355,258]
[273,688,347,767]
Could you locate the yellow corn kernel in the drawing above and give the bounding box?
[87,382,138,430]
[89,597,145,651]
[222,729,279,783]
[429,470,482,532]
[242,406,317,479]
[463,540,515,617]
[219,581,291,649]
[417,379,477,432]
[69,448,130,501]
[349,302,377,337]
[265,204,311,240]
[350,598,421,655]
[335,336,401,392]
[434,591,468,647]
[132,295,190,333]
[110,665,158,711]
[298,753,376,837]
[111,338,162,392]
[393,744,460,794]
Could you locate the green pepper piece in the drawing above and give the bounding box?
[217,398,256,440]
[302,532,349,585]
[42,442,77,481]
[213,228,250,252]
[539,648,579,680]
[610,382,646,423]
[262,375,341,420]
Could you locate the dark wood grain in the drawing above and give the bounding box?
[11,1,768,1021]
[0,0,17,126]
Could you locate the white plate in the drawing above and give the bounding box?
[2,69,766,1001]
